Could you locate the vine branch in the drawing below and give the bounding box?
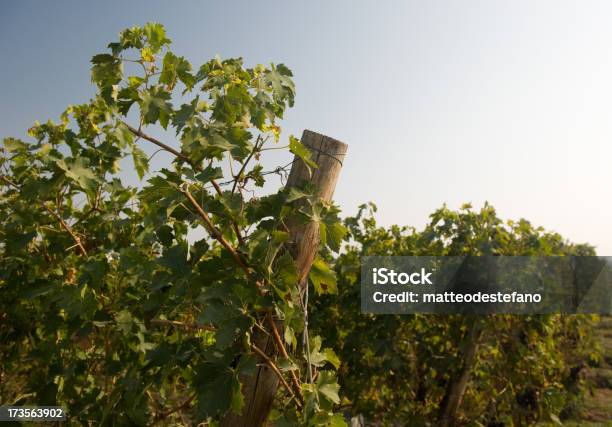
[149,319,216,331]
[180,185,251,275]
[231,134,265,194]
[43,204,89,257]
[151,392,196,426]
[123,122,190,165]
[266,315,304,403]
[250,343,303,410]
[122,121,246,246]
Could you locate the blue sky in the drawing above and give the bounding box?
[2,1,611,254]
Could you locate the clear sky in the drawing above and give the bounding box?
[1,1,611,254]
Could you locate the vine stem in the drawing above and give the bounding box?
[151,392,196,426]
[266,314,304,403]
[250,343,303,410]
[149,319,216,331]
[302,279,315,387]
[122,121,245,246]
[43,204,88,257]
[180,185,251,275]
[123,121,190,164]
[231,134,266,194]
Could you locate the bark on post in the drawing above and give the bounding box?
[438,320,483,427]
[285,130,348,287]
[221,130,348,426]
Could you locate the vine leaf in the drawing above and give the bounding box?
[194,363,238,420]
[131,145,149,179]
[308,336,340,369]
[316,371,340,405]
[139,86,172,127]
[289,135,317,176]
[320,220,347,253]
[56,157,99,193]
[309,256,337,295]
[160,51,195,90]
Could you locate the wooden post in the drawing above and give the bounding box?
[221,130,348,427]
[285,130,348,287]
[438,319,482,427]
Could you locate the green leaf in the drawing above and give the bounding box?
[285,186,311,203]
[323,348,341,370]
[3,138,27,153]
[329,413,348,427]
[79,258,109,288]
[226,127,254,161]
[275,253,298,289]
[277,357,299,372]
[91,53,122,89]
[20,282,55,299]
[115,310,133,334]
[264,63,295,107]
[197,300,253,349]
[131,145,149,180]
[156,225,174,247]
[114,122,134,149]
[139,86,173,126]
[284,326,297,351]
[309,256,337,294]
[118,26,145,50]
[316,370,340,405]
[195,166,223,183]
[230,375,244,414]
[289,135,317,177]
[320,221,347,253]
[265,230,289,272]
[195,363,235,420]
[160,51,195,90]
[56,156,99,192]
[246,164,265,187]
[143,22,170,53]
[308,336,340,369]
[172,99,198,133]
[160,52,178,86]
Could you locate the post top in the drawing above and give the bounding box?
[302,129,348,152]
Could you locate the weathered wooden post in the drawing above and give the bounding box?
[222,130,348,426]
